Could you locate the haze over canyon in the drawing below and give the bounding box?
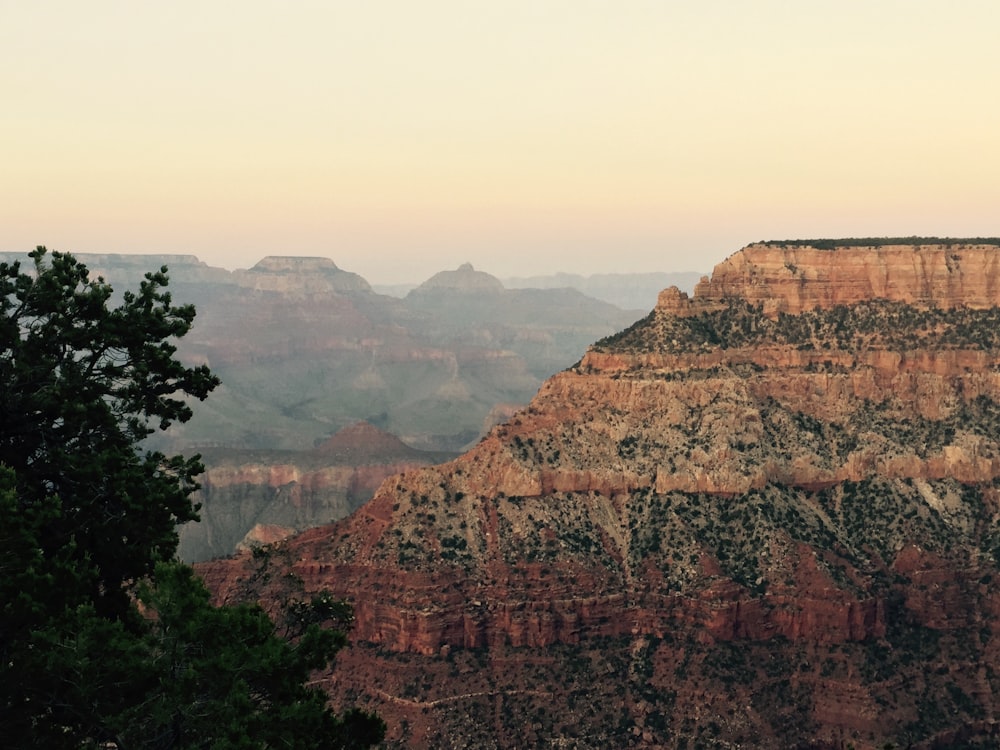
[0,250,690,561]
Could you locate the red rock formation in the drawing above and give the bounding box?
[200,240,1000,749]
[694,241,1000,315]
[236,523,296,549]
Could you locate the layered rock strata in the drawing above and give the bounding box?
[201,241,1000,749]
[179,422,456,561]
[695,240,1000,314]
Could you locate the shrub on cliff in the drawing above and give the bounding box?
[0,248,383,748]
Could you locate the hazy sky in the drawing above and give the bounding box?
[4,2,999,284]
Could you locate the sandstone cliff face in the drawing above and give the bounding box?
[694,241,1000,315]
[200,241,1000,749]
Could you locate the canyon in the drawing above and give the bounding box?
[0,251,650,454]
[0,250,661,560]
[156,257,643,454]
[200,239,1000,748]
[165,258,645,560]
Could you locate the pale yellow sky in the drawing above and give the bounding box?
[3,1,999,283]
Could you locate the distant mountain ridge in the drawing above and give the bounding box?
[0,251,643,452]
[373,269,704,310]
[502,270,703,309]
[0,251,699,309]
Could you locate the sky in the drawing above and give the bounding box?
[3,1,999,284]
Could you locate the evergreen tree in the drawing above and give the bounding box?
[0,248,383,747]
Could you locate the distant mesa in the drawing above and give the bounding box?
[235,255,372,294]
[248,256,344,273]
[409,263,505,295]
[69,252,208,268]
[1,251,234,285]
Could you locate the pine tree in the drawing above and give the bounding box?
[0,248,383,747]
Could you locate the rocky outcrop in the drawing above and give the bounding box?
[311,420,424,459]
[236,523,297,550]
[693,240,1000,315]
[201,239,1000,748]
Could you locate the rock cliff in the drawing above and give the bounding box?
[179,422,456,561]
[201,239,1000,748]
[694,239,1000,315]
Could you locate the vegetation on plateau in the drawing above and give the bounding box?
[0,248,384,748]
[761,236,1000,249]
[593,297,1000,355]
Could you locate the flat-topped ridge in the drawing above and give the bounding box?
[675,240,1000,316]
[760,236,1000,250]
[235,256,372,293]
[248,256,342,273]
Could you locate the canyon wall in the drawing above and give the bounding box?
[179,422,456,561]
[200,240,1000,748]
[694,241,1000,314]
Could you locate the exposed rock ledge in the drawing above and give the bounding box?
[665,242,1000,316]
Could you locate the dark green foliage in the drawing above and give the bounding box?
[593,297,1000,356]
[114,563,384,750]
[0,249,383,748]
[1,247,219,617]
[1,466,154,747]
[762,236,1000,249]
